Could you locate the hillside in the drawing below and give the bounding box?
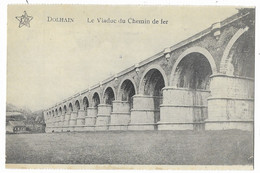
[6,103,45,124]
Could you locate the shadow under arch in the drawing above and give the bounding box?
[220,27,254,77]
[82,96,90,111]
[102,86,116,105]
[68,102,73,112]
[139,64,168,95]
[170,46,216,86]
[117,77,137,110]
[74,100,80,111]
[63,105,67,114]
[58,107,62,115]
[91,92,101,107]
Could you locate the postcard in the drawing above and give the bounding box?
[5,4,255,170]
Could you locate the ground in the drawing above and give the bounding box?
[6,130,253,165]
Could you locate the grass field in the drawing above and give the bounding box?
[6,130,253,165]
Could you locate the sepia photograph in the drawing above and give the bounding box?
[4,3,255,170]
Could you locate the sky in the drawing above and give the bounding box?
[7,5,238,111]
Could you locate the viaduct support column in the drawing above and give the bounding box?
[45,119,51,133]
[68,111,78,132]
[54,117,58,132]
[61,113,65,132]
[49,118,55,132]
[205,74,254,131]
[158,87,210,131]
[84,107,97,131]
[75,109,86,131]
[95,104,112,131]
[63,113,71,132]
[109,100,131,130]
[128,95,157,130]
[56,116,62,132]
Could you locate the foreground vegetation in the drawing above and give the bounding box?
[6,130,253,165]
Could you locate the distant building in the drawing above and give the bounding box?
[6,112,27,134]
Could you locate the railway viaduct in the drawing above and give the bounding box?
[43,9,255,133]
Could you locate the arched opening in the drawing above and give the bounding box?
[103,87,115,105]
[55,109,58,116]
[173,52,213,129]
[59,107,62,114]
[174,53,212,90]
[220,27,254,78]
[83,97,89,110]
[69,103,73,113]
[92,92,100,107]
[228,32,254,78]
[63,105,67,114]
[142,69,165,127]
[52,110,54,117]
[119,79,136,109]
[143,69,165,96]
[75,100,80,111]
[46,112,49,121]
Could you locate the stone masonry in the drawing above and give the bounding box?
[44,9,255,133]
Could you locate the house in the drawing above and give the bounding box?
[6,112,27,134]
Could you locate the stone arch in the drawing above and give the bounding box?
[59,107,62,115]
[220,27,249,74]
[75,100,80,111]
[82,96,89,110]
[171,53,213,90]
[118,78,136,109]
[170,47,217,86]
[68,103,73,112]
[219,26,253,77]
[102,86,116,105]
[63,105,67,114]
[118,78,137,101]
[139,64,168,95]
[92,92,101,107]
[117,77,137,100]
[55,108,58,116]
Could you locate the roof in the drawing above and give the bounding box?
[6,112,22,116]
[8,121,26,127]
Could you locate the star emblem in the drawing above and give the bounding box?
[16,11,33,28]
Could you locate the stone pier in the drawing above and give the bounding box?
[205,74,254,131]
[95,104,112,131]
[158,87,210,131]
[68,111,77,132]
[56,115,63,132]
[109,100,131,130]
[63,113,71,132]
[128,95,158,130]
[74,110,86,131]
[84,107,97,131]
